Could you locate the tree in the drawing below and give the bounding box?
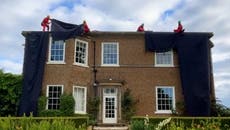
[211,98,230,116]
[0,69,22,116]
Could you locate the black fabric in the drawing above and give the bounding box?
[145,31,212,116]
[18,19,83,116]
[18,32,49,116]
[51,19,84,40]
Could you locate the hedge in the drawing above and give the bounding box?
[132,116,230,129]
[0,116,89,130]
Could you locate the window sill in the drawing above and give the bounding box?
[74,111,87,114]
[154,64,174,67]
[46,61,66,64]
[155,111,172,114]
[73,63,89,68]
[101,64,120,67]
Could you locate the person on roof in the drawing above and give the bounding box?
[41,15,50,31]
[83,20,90,33]
[137,23,144,32]
[174,21,185,33]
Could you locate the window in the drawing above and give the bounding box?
[74,39,88,66]
[73,86,87,114]
[48,38,65,63]
[102,42,119,66]
[155,50,173,67]
[104,88,117,95]
[156,86,175,113]
[46,85,63,110]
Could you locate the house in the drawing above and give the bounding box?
[19,20,215,124]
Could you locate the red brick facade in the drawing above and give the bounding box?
[41,32,215,123]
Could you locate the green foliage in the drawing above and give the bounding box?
[211,99,230,116]
[60,94,75,116]
[38,94,75,117]
[39,110,63,117]
[0,70,22,116]
[132,117,230,129]
[87,97,100,123]
[131,120,146,130]
[121,88,137,122]
[37,96,47,115]
[0,116,88,130]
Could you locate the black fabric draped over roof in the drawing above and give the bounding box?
[51,19,84,40]
[18,32,49,116]
[19,19,84,116]
[145,31,213,116]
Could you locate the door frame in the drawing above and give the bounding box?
[102,88,117,124]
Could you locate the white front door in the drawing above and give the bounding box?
[103,88,117,123]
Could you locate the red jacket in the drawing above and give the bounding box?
[84,23,90,33]
[41,17,50,26]
[174,23,183,33]
[137,25,144,32]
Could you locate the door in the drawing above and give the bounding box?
[103,88,117,123]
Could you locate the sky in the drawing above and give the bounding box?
[0,0,230,107]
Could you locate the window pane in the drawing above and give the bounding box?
[156,87,174,111]
[156,51,172,65]
[74,87,86,113]
[47,86,62,110]
[103,43,118,65]
[50,40,65,62]
[75,41,87,65]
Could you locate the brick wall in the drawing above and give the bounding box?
[42,32,213,116]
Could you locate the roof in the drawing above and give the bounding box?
[22,31,213,38]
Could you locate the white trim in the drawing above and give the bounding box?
[47,62,66,64]
[154,50,174,67]
[47,37,66,64]
[155,86,175,114]
[103,95,117,123]
[74,39,88,67]
[101,42,119,66]
[46,85,64,110]
[72,86,87,114]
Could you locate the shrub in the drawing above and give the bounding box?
[37,96,47,115]
[132,116,230,129]
[87,97,100,124]
[121,88,137,122]
[60,94,75,116]
[39,110,62,117]
[0,116,88,130]
[37,94,75,117]
[211,99,230,116]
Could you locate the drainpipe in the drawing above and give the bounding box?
[93,40,97,97]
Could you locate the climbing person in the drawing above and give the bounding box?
[174,21,185,33]
[137,23,144,32]
[83,20,90,33]
[41,15,50,31]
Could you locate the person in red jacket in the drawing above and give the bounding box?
[83,20,90,33]
[137,23,144,32]
[174,21,185,33]
[41,15,50,31]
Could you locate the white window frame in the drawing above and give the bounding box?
[47,37,66,64]
[46,85,64,110]
[73,86,87,114]
[155,86,175,114]
[101,42,119,66]
[73,39,88,67]
[155,50,174,67]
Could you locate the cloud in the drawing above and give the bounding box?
[0,60,22,74]
[212,52,230,63]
